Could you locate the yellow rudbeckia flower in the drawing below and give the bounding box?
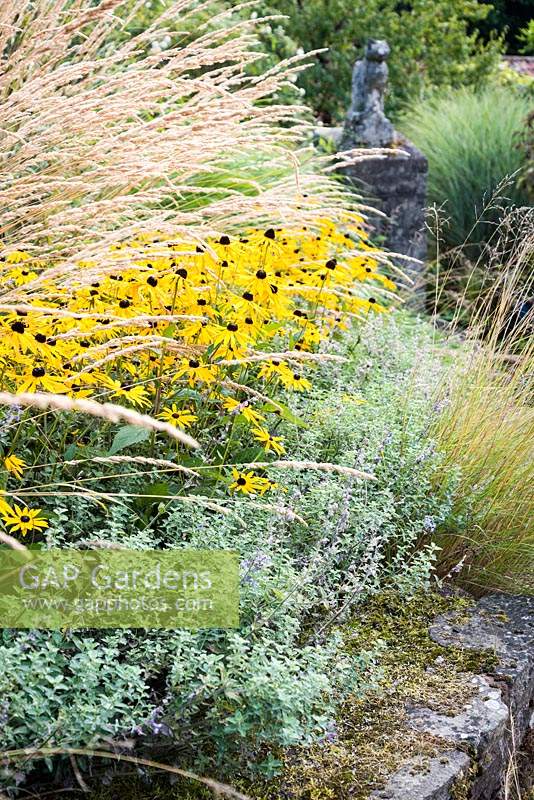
[159,405,197,428]
[229,468,271,496]
[1,504,48,535]
[252,427,285,456]
[4,454,26,480]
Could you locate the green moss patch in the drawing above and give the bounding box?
[245,591,498,800]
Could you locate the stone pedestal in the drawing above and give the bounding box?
[339,137,428,292]
[326,38,428,298]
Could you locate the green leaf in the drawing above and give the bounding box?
[260,321,282,335]
[171,388,203,402]
[108,425,150,455]
[229,447,265,464]
[64,443,78,460]
[64,444,100,462]
[135,481,171,510]
[161,324,176,338]
[179,454,207,468]
[141,481,170,498]
[261,401,307,428]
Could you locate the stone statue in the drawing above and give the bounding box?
[341,39,395,149]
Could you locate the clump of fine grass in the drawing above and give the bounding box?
[400,85,531,256]
[431,218,534,594]
[427,205,533,324]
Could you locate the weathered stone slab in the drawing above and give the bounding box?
[406,675,509,800]
[371,751,471,800]
[428,594,534,800]
[369,594,534,800]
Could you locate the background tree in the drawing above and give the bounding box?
[255,0,503,123]
[475,0,533,53]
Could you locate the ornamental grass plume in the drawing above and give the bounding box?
[0,0,356,278]
[0,391,200,447]
[252,460,376,481]
[63,455,201,477]
[0,529,27,551]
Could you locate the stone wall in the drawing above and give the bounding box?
[371,594,534,800]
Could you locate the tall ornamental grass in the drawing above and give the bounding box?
[400,86,531,256]
[431,217,534,594]
[0,0,355,268]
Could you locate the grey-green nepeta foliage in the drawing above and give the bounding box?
[0,314,458,786]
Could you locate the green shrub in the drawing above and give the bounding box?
[400,85,531,256]
[255,0,502,122]
[518,19,534,54]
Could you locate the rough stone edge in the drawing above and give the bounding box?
[371,751,471,800]
[370,594,534,800]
